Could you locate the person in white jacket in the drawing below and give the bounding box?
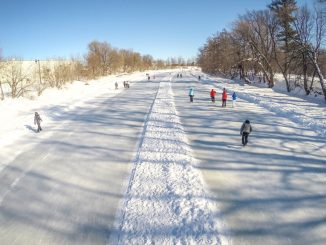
[240,119,252,146]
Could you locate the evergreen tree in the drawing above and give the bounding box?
[269,0,298,91]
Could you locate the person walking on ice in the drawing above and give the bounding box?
[222,88,228,107]
[240,119,252,146]
[189,87,194,102]
[232,91,238,107]
[34,112,42,133]
[210,88,216,102]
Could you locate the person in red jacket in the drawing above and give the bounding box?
[210,89,216,102]
[222,88,228,107]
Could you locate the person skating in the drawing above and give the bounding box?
[232,91,238,107]
[34,112,42,133]
[240,120,252,146]
[210,88,216,103]
[115,82,118,89]
[222,88,227,107]
[189,87,194,102]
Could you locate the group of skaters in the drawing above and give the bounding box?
[176,73,183,78]
[188,86,252,146]
[115,81,130,89]
[189,87,238,108]
[146,74,155,80]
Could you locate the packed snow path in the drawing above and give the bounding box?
[111,82,225,244]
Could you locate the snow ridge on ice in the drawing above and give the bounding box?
[111,82,225,245]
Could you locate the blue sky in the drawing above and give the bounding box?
[0,0,312,60]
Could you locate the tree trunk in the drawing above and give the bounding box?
[0,80,4,100]
[311,53,326,102]
[302,53,309,95]
[283,72,291,92]
[309,69,316,92]
[303,62,309,95]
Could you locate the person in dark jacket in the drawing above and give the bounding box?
[34,112,42,132]
[240,119,252,146]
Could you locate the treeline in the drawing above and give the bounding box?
[0,41,194,99]
[197,0,326,101]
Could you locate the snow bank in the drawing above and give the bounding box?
[112,82,228,245]
[196,71,326,138]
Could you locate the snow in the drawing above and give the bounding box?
[0,67,325,245]
[0,71,146,170]
[197,73,326,138]
[110,81,227,244]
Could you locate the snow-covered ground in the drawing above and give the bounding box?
[0,68,325,244]
[111,81,227,245]
[198,72,326,137]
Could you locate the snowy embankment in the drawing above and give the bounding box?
[111,82,228,245]
[200,73,326,138]
[0,71,148,172]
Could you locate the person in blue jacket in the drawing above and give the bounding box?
[189,87,194,102]
[232,91,238,107]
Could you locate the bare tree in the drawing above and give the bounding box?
[0,50,5,100]
[293,5,315,94]
[4,60,32,98]
[236,10,278,87]
[294,5,326,101]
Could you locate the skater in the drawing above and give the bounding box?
[210,88,216,102]
[123,81,126,88]
[189,87,194,102]
[180,73,182,78]
[240,120,252,146]
[198,75,201,81]
[115,82,118,90]
[222,88,227,107]
[34,112,42,132]
[232,91,238,107]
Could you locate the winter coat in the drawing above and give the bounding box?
[189,88,194,96]
[34,113,42,125]
[210,89,216,97]
[222,91,227,100]
[240,122,252,134]
[232,92,237,100]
